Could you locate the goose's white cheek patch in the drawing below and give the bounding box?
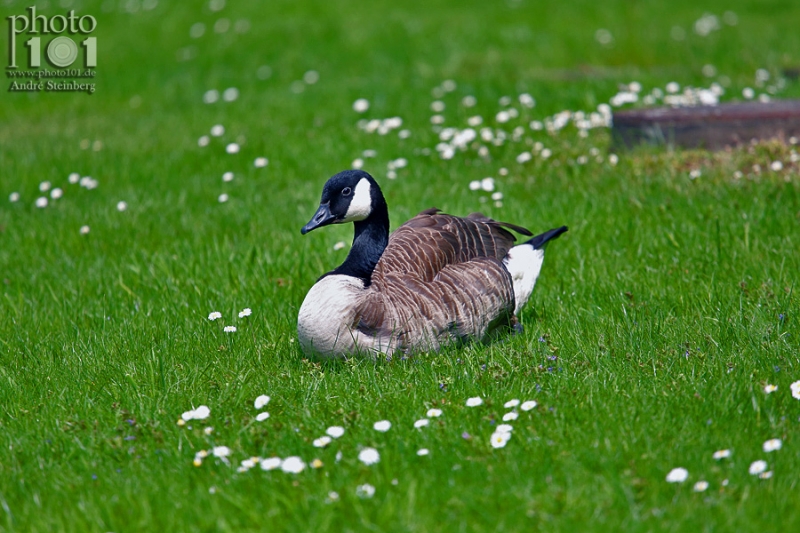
[343,178,372,222]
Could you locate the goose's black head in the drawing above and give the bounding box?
[301,170,386,234]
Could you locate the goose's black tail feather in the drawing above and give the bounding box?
[526,226,568,249]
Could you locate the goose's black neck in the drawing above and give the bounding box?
[332,201,389,286]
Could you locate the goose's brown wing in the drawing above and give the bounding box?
[358,210,525,347]
[372,210,526,283]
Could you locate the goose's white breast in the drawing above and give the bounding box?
[297,274,372,358]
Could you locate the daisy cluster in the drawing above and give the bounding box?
[8,172,104,233]
[196,121,270,204]
[207,307,252,333]
[664,380,800,491]
[340,58,789,196]
[344,86,619,205]
[179,391,541,499]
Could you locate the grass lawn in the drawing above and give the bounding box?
[2,0,800,531]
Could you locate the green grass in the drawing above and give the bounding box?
[2,0,800,531]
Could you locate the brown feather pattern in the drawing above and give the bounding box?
[353,210,525,353]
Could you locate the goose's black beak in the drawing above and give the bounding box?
[301,202,336,234]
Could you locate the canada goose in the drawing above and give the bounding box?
[298,169,567,359]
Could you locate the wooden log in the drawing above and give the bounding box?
[612,100,800,150]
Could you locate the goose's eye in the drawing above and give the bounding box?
[342,187,352,196]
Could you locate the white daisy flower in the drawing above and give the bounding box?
[358,447,380,465]
[763,439,782,453]
[413,418,429,429]
[212,446,231,458]
[712,449,731,460]
[222,87,239,102]
[9,192,20,202]
[373,420,391,432]
[791,380,800,400]
[223,325,236,333]
[764,384,778,394]
[222,171,234,182]
[516,152,532,164]
[225,143,240,154]
[116,201,127,212]
[520,400,537,411]
[218,193,229,203]
[466,397,483,407]
[254,395,270,409]
[313,436,332,448]
[326,426,345,438]
[417,448,430,456]
[240,457,258,470]
[693,480,709,492]
[203,89,219,103]
[39,181,51,192]
[352,158,364,169]
[198,135,210,147]
[208,311,222,321]
[68,172,80,183]
[749,460,767,475]
[182,405,211,421]
[281,456,306,474]
[255,412,270,422]
[665,467,689,483]
[356,483,376,498]
[254,157,268,168]
[504,399,520,408]
[759,470,773,479]
[260,457,282,471]
[50,188,63,199]
[462,95,477,107]
[519,93,535,107]
[502,412,518,422]
[238,308,252,318]
[311,458,323,469]
[490,431,511,449]
[35,197,48,208]
[211,124,225,136]
[204,427,213,435]
[495,424,513,434]
[353,99,370,113]
[426,408,442,418]
[80,225,90,235]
